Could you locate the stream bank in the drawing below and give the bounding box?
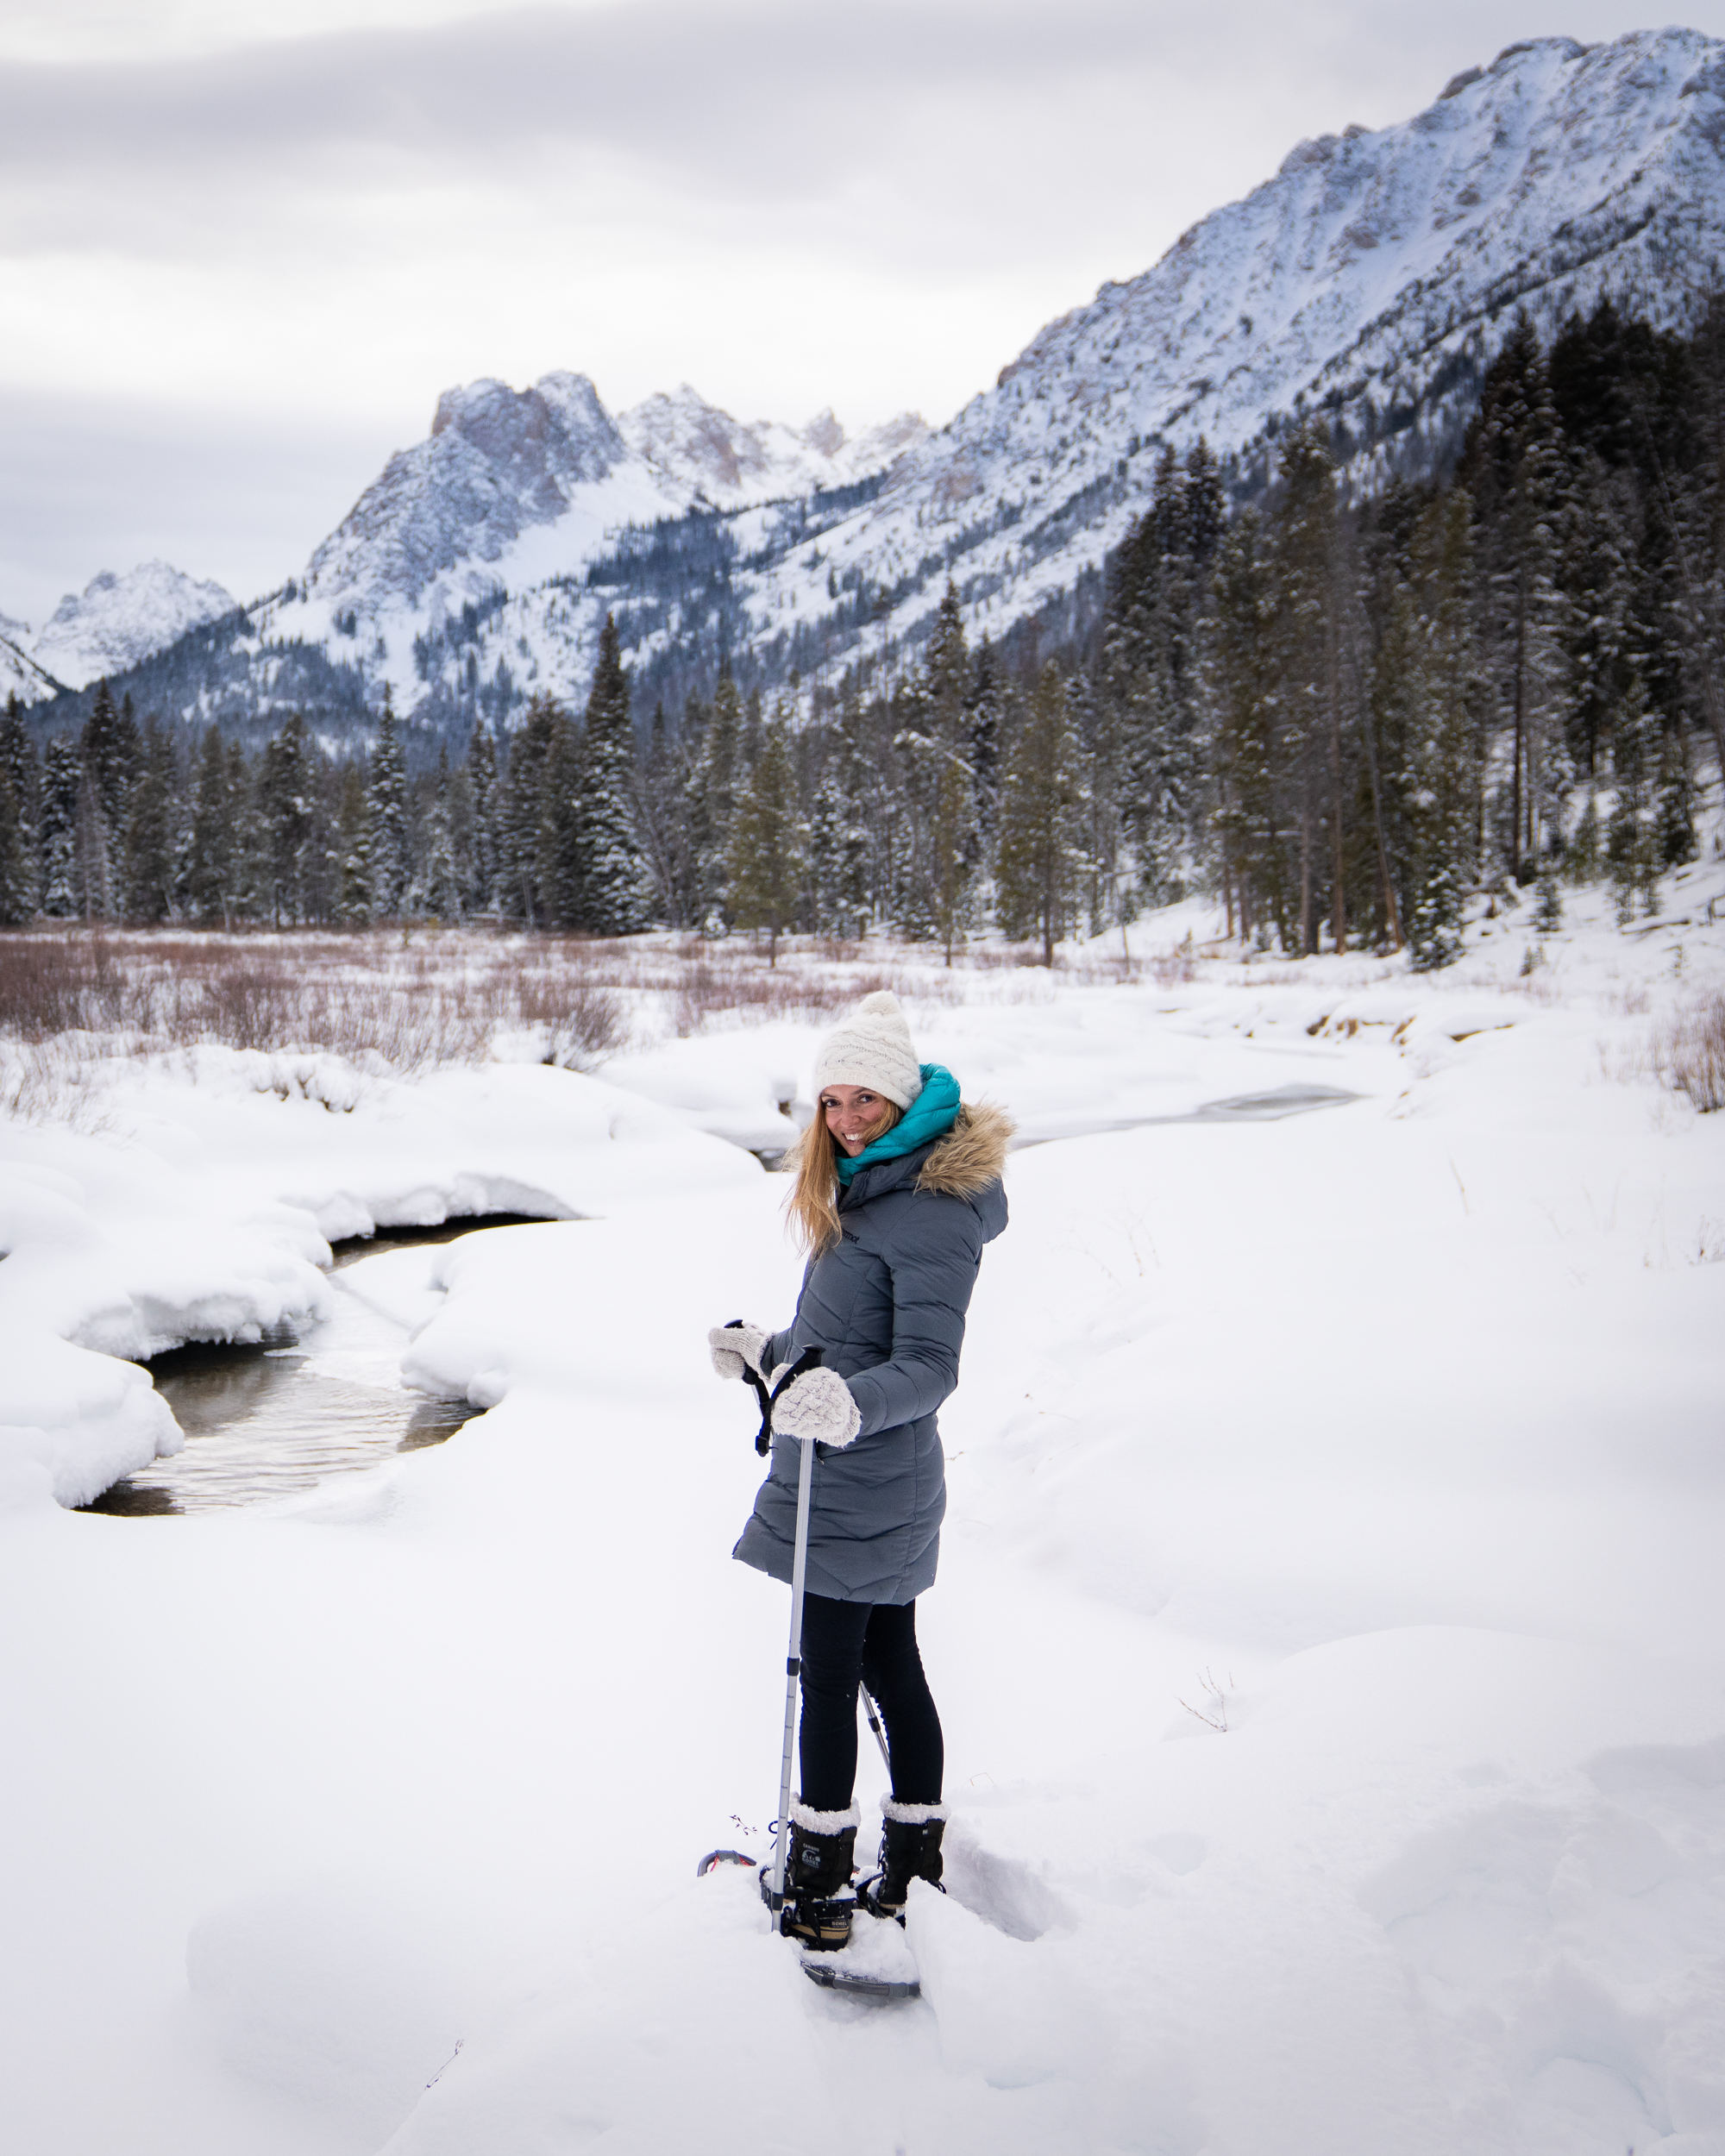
[80,1215,546,1516]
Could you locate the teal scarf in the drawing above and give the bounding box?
[834,1064,962,1187]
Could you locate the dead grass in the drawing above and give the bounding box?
[0,922,1205,1130]
[1653,987,1725,1113]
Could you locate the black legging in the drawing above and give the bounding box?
[798,1592,943,1814]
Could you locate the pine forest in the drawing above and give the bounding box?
[4,301,1722,968]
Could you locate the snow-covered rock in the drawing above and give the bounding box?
[0,626,62,708]
[26,561,236,690]
[292,373,925,626]
[618,385,925,504]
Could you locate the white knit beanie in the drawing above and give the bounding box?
[812,991,924,1109]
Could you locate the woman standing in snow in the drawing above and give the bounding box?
[709,991,1011,1950]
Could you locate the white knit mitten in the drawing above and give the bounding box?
[708,1322,769,1382]
[768,1365,862,1448]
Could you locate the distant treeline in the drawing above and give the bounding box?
[0,298,1717,962]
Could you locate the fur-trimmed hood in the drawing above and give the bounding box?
[915,1101,1014,1199]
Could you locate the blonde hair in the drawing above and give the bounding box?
[787,1097,901,1255]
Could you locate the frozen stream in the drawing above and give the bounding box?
[81,1217,545,1517]
[78,1090,1359,1520]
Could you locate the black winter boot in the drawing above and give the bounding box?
[777,1803,858,1951]
[859,1802,946,1921]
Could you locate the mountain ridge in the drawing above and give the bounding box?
[25,25,1725,739]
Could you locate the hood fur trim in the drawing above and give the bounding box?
[916,1102,1013,1199]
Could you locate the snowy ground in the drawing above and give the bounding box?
[2,869,1723,2156]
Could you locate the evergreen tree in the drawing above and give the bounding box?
[336,762,373,924]
[1606,672,1663,921]
[636,701,702,928]
[569,618,648,933]
[186,725,236,924]
[466,723,499,915]
[1208,511,1289,947]
[419,746,464,920]
[499,697,559,925]
[1379,494,1480,970]
[367,690,410,918]
[726,705,805,962]
[807,684,871,938]
[1462,319,1573,880]
[226,739,263,920]
[692,664,743,924]
[123,718,177,921]
[0,761,28,925]
[40,739,79,918]
[260,716,316,924]
[0,696,40,918]
[994,664,1085,964]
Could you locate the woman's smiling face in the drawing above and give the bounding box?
[821,1084,890,1156]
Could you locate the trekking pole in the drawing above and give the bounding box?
[768,1427,816,1915]
[761,1344,823,1918]
[860,1683,893,1773]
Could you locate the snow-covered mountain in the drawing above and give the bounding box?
[318,27,1725,725]
[727,27,1725,670]
[44,26,1725,736]
[8,562,237,699]
[0,617,63,709]
[279,375,927,627]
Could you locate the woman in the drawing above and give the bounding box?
[708,990,1010,1949]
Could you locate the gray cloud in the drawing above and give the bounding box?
[9,1,1725,614]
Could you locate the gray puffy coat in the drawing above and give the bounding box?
[732,1103,1012,1604]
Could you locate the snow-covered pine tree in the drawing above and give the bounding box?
[1606,671,1663,922]
[0,761,28,926]
[0,696,39,919]
[994,663,1085,965]
[226,739,264,921]
[186,725,235,924]
[336,762,373,925]
[1463,319,1573,882]
[419,746,464,921]
[726,703,805,963]
[636,701,702,928]
[259,717,318,925]
[1208,510,1286,947]
[576,615,649,935]
[1104,439,1224,906]
[40,739,79,918]
[1381,492,1480,970]
[807,682,871,938]
[693,664,742,927]
[964,642,1004,847]
[465,723,499,916]
[900,585,978,961]
[499,696,558,926]
[1269,421,1352,953]
[123,718,177,922]
[367,691,411,918]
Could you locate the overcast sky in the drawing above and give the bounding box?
[3,0,1723,620]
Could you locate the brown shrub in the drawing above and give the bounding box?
[1653,987,1725,1113]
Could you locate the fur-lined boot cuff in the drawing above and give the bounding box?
[881,1798,948,1825]
[791,1798,862,1833]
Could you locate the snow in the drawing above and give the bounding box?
[22,561,236,689]
[1,881,1722,2153]
[0,1052,756,1504]
[338,25,1725,722]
